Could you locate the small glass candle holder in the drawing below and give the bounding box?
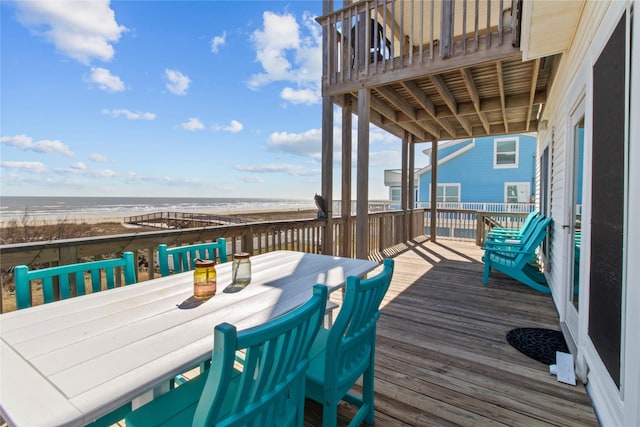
[231,253,251,287]
[193,259,216,298]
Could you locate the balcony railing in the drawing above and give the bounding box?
[0,207,535,312]
[317,0,518,92]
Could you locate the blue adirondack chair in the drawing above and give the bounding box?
[158,238,228,276]
[482,216,552,293]
[486,211,540,241]
[14,251,136,310]
[305,258,394,427]
[125,285,328,427]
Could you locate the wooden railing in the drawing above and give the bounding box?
[1,209,531,312]
[0,211,426,313]
[317,0,518,93]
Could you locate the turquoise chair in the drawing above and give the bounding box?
[14,252,137,426]
[305,258,394,427]
[126,285,328,427]
[158,238,228,276]
[14,252,136,310]
[486,211,540,241]
[482,216,552,293]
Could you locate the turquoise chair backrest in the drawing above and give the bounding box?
[193,285,328,426]
[518,211,541,236]
[158,238,228,276]
[512,216,552,264]
[14,252,136,310]
[326,259,394,390]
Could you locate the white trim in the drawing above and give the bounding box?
[493,137,519,169]
[624,3,640,424]
[565,90,587,381]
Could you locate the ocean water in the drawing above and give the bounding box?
[0,196,317,222]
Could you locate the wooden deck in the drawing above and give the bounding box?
[104,237,597,427]
[305,237,599,426]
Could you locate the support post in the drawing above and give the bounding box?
[430,139,438,242]
[401,132,409,241]
[341,95,353,258]
[408,136,416,238]
[321,0,334,255]
[356,88,370,259]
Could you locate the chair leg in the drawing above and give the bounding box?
[322,401,338,427]
[362,363,376,425]
[483,261,491,284]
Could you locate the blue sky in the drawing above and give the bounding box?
[1,0,414,200]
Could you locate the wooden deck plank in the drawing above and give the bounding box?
[85,238,597,427]
[303,238,598,426]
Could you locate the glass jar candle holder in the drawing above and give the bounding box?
[231,253,251,287]
[193,259,216,298]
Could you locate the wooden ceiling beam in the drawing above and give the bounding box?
[377,86,442,139]
[401,80,457,137]
[433,91,545,118]
[461,68,491,135]
[496,60,509,133]
[526,59,541,132]
[430,74,472,135]
[489,120,538,135]
[376,86,417,120]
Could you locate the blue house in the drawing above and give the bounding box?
[385,133,537,205]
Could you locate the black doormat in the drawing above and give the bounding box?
[506,328,570,365]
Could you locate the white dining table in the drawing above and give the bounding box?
[0,250,379,427]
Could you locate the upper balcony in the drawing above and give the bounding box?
[317,0,557,141]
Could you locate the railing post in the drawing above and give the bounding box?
[476,212,484,246]
[440,0,454,58]
[242,225,254,255]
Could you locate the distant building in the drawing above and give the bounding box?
[384,133,537,204]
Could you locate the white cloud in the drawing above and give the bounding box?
[241,175,265,183]
[234,163,319,176]
[211,31,226,53]
[248,11,321,104]
[1,134,74,157]
[15,0,126,64]
[224,120,243,133]
[71,162,86,170]
[0,161,47,174]
[89,67,125,92]
[102,108,156,120]
[181,118,204,131]
[89,153,109,162]
[370,150,402,167]
[280,87,320,105]
[266,129,321,159]
[55,164,116,178]
[165,69,191,95]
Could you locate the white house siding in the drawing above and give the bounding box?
[535,1,638,425]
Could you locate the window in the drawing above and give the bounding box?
[504,182,530,203]
[494,137,519,168]
[435,184,460,202]
[390,187,401,201]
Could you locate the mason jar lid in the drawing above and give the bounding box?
[233,252,250,259]
[195,259,215,267]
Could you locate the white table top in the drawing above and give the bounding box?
[0,250,379,427]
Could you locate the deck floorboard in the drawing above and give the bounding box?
[304,238,598,426]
